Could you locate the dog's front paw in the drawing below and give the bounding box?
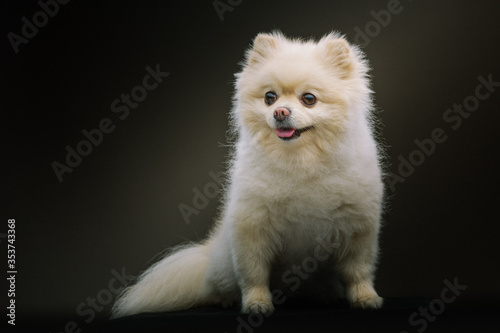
[242,300,275,315]
[241,286,274,314]
[346,281,383,310]
[351,294,383,309]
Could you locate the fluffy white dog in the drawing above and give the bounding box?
[112,31,384,318]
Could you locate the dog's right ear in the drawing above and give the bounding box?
[247,33,278,64]
[322,37,353,79]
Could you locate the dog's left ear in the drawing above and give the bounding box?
[323,37,353,78]
[247,33,278,64]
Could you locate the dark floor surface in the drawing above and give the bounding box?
[5,298,499,333]
[99,298,499,333]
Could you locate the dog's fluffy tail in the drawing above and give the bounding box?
[111,242,212,318]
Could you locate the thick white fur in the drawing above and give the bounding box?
[112,31,384,318]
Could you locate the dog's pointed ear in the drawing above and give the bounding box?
[323,37,353,78]
[247,33,278,64]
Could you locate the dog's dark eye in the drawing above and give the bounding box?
[265,91,277,105]
[301,93,317,106]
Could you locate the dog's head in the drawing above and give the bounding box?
[232,32,371,164]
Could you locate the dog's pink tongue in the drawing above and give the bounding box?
[276,128,295,138]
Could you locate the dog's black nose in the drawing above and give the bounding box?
[273,107,291,122]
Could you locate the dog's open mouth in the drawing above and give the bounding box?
[276,126,313,141]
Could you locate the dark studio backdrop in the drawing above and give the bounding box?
[1,0,500,331]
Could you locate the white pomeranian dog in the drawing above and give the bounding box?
[112,31,384,318]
